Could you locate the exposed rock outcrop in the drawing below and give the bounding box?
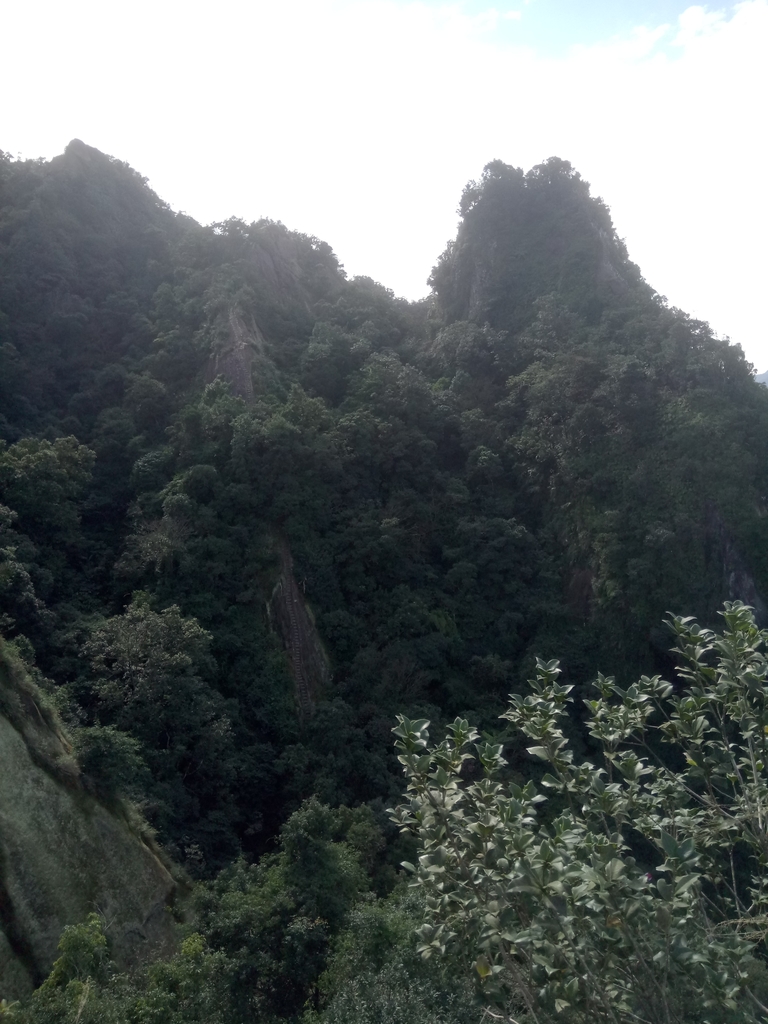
[268,536,331,718]
[0,642,176,1000]
[207,307,279,402]
[706,506,768,625]
[207,308,259,402]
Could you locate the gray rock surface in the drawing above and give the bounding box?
[0,643,176,1001]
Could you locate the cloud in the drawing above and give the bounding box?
[569,22,671,61]
[674,4,727,44]
[1,0,766,364]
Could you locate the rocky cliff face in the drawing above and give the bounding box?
[268,536,331,718]
[207,307,279,402]
[0,642,176,1001]
[706,506,768,625]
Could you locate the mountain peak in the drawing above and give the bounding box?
[430,157,648,332]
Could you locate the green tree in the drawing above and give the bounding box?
[310,889,477,1024]
[39,914,110,991]
[191,798,377,1022]
[0,436,94,548]
[8,925,231,1024]
[81,596,238,866]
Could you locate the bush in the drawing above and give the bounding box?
[391,602,768,1024]
[73,724,150,801]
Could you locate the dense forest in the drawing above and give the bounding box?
[2,140,768,1023]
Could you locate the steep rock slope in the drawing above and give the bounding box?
[269,533,331,717]
[0,641,176,1000]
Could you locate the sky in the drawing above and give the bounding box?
[2,0,767,366]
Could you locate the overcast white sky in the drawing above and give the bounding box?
[2,1,767,366]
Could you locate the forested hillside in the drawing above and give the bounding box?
[2,141,768,1022]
